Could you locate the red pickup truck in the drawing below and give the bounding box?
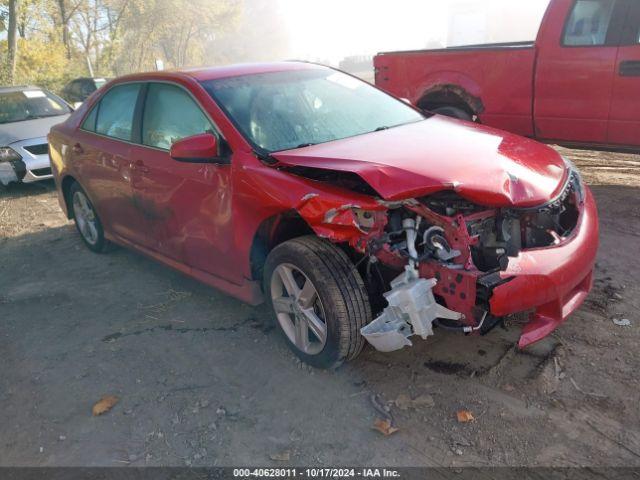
[374,0,640,152]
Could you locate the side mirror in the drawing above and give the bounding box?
[170,133,224,163]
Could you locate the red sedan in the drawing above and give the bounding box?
[48,62,598,368]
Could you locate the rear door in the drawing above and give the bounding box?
[74,82,151,247]
[607,0,640,147]
[534,0,625,143]
[128,82,239,283]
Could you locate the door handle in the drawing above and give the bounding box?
[72,143,84,154]
[132,160,149,173]
[619,60,640,77]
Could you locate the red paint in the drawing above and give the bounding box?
[48,62,599,350]
[492,187,599,348]
[170,133,219,161]
[271,118,568,207]
[375,0,640,151]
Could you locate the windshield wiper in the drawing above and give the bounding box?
[373,126,389,132]
[295,142,316,148]
[253,149,277,165]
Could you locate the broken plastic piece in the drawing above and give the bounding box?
[612,318,631,327]
[360,306,413,352]
[361,267,464,352]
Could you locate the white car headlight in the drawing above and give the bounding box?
[0,147,22,163]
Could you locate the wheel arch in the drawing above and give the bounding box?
[61,175,79,219]
[417,83,484,118]
[249,210,315,283]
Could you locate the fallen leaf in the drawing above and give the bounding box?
[92,395,119,416]
[456,410,475,423]
[269,451,291,461]
[372,418,399,436]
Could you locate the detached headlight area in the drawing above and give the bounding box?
[0,147,27,186]
[0,147,23,163]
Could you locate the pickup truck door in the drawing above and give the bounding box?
[607,0,640,147]
[534,0,626,144]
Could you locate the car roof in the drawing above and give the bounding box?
[113,61,328,84]
[0,85,50,93]
[67,77,111,82]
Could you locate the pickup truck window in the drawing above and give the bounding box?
[625,1,640,44]
[563,0,616,46]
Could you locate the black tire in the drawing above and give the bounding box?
[263,236,372,369]
[431,106,473,121]
[69,182,111,253]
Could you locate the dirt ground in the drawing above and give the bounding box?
[0,146,639,468]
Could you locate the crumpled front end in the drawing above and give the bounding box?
[293,162,598,352]
[489,186,598,348]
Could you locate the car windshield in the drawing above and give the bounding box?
[201,69,425,153]
[0,89,71,125]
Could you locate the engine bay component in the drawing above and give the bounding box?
[422,226,461,261]
[361,265,464,352]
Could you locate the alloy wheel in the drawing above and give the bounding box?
[270,263,328,355]
[72,190,99,246]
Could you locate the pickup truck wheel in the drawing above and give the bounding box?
[69,182,110,253]
[264,236,372,369]
[432,106,473,121]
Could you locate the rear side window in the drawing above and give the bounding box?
[95,83,141,141]
[142,83,214,150]
[563,0,616,46]
[81,104,98,131]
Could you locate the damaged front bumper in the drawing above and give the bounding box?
[0,137,53,186]
[489,186,599,348]
[357,183,598,353]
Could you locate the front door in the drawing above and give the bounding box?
[128,82,240,284]
[607,0,640,147]
[534,0,624,144]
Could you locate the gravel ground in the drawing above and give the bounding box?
[0,147,639,467]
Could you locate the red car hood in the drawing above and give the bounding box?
[271,116,568,208]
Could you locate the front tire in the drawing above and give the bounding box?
[264,236,372,369]
[69,182,110,253]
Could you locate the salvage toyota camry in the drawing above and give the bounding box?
[48,62,598,368]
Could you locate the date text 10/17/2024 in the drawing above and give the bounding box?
[233,468,401,478]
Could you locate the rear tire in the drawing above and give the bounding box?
[69,182,111,253]
[263,236,372,369]
[431,106,473,121]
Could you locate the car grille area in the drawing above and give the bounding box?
[24,144,49,156]
[30,167,52,177]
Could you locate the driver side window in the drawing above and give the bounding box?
[563,0,616,46]
[142,83,214,150]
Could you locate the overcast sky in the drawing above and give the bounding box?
[278,0,551,63]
